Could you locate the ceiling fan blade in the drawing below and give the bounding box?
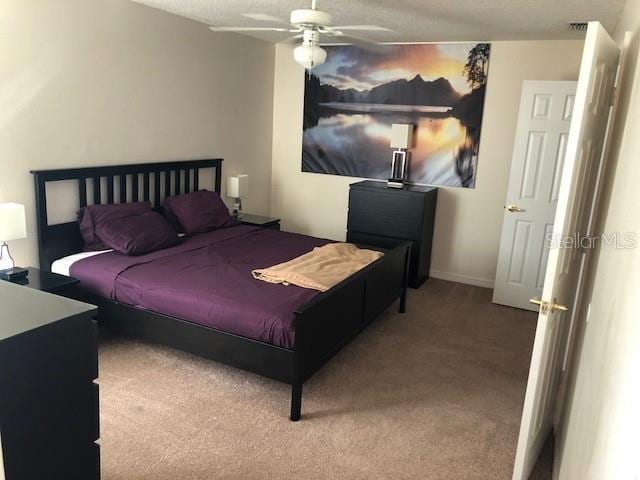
[329,25,393,32]
[209,26,291,32]
[280,34,304,44]
[328,33,395,53]
[241,13,291,25]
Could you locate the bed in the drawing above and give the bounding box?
[32,159,411,421]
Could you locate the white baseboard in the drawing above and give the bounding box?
[429,270,495,289]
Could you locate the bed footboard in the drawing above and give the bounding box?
[290,241,411,420]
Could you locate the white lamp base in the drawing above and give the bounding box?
[0,242,29,281]
[233,198,243,217]
[388,149,409,188]
[0,242,15,270]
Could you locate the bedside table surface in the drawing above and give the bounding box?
[239,213,280,226]
[6,267,80,293]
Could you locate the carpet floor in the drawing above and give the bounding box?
[98,279,538,480]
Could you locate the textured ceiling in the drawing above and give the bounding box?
[132,0,626,43]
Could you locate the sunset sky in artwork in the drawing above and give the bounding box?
[313,43,474,95]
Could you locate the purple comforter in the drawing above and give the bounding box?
[70,225,330,348]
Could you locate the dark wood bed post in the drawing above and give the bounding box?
[290,379,303,421]
[399,244,411,314]
[290,315,303,421]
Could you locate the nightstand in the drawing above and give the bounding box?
[3,267,79,294]
[239,213,281,230]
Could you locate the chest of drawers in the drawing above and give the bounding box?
[0,282,99,479]
[347,181,438,288]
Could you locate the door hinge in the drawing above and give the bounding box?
[610,86,618,107]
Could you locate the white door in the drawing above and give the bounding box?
[493,81,577,311]
[512,22,620,480]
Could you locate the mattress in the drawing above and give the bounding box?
[65,225,329,348]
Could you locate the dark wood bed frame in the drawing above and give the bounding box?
[31,159,411,421]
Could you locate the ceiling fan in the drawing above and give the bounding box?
[209,0,392,69]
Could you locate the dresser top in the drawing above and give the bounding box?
[350,180,437,194]
[0,281,96,341]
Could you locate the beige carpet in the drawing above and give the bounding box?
[98,279,538,480]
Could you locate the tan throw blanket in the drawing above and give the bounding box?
[252,243,383,292]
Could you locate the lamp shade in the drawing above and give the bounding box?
[390,124,414,149]
[0,203,26,242]
[227,175,249,198]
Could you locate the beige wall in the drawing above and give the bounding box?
[0,0,275,267]
[271,40,584,287]
[556,2,640,479]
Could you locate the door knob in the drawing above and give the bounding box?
[529,298,569,314]
[507,205,526,213]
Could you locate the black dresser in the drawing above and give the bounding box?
[0,281,99,479]
[347,181,438,288]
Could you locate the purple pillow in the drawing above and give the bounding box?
[95,211,180,256]
[78,202,152,251]
[163,190,234,234]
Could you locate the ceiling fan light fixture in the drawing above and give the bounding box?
[294,42,327,69]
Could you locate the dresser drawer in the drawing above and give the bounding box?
[348,188,424,240]
[35,380,99,443]
[3,439,100,480]
[0,316,97,388]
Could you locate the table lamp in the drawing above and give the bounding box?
[227,175,249,217]
[0,203,28,281]
[388,123,414,188]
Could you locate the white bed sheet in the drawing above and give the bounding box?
[51,250,112,276]
[51,233,186,276]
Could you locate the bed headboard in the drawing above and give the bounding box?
[31,159,223,270]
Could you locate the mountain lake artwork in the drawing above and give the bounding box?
[302,43,490,188]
